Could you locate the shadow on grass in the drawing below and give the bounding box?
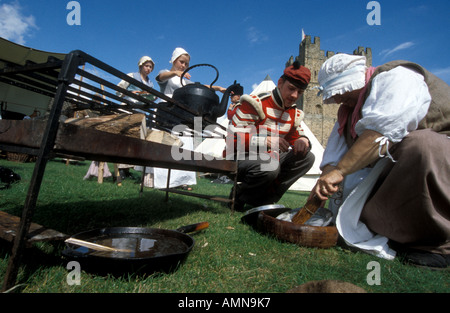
[4,188,227,236]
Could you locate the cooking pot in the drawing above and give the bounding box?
[173,64,230,118]
[62,222,208,276]
[158,64,241,128]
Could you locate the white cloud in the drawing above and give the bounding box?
[0,1,37,45]
[246,26,268,45]
[379,41,415,59]
[430,66,450,85]
[432,66,450,77]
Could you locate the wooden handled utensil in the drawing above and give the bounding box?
[291,195,323,225]
[65,238,132,253]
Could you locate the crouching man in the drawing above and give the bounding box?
[225,61,315,211]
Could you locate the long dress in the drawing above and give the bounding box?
[117,72,156,171]
[151,70,197,189]
[322,65,450,260]
[83,161,112,180]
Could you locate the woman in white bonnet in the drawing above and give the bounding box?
[156,47,192,97]
[156,47,225,96]
[312,53,450,269]
[115,55,156,180]
[152,48,227,191]
[153,48,198,190]
[117,55,156,102]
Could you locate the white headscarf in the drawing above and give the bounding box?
[318,54,367,103]
[138,56,155,68]
[170,47,190,64]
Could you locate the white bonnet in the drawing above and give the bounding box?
[170,47,190,63]
[138,56,155,68]
[318,54,367,103]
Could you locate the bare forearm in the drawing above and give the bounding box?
[336,130,388,176]
[312,130,390,200]
[207,85,226,93]
[156,71,177,82]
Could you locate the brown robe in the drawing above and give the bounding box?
[360,129,450,255]
[357,62,450,255]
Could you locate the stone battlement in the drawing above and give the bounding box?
[286,35,372,146]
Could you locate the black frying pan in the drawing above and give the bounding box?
[62,222,208,276]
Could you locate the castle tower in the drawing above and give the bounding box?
[287,35,372,146]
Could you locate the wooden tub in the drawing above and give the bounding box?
[256,210,339,248]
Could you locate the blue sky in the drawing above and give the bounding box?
[1,0,449,94]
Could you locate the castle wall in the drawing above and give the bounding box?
[287,35,372,147]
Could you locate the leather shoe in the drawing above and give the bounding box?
[401,250,450,270]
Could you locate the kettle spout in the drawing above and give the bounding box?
[213,81,243,118]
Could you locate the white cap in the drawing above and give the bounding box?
[318,54,366,103]
[138,56,155,67]
[170,47,190,63]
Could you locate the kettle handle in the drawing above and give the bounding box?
[180,64,219,88]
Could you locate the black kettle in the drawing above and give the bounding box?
[172,64,241,119]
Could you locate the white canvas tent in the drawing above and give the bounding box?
[251,75,276,96]
[289,120,324,191]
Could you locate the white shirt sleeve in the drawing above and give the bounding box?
[320,122,349,169]
[355,66,431,143]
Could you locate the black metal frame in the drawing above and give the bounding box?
[0,50,225,134]
[0,50,233,291]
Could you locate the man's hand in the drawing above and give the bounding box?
[266,136,310,155]
[292,137,310,156]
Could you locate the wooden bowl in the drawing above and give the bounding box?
[256,210,338,248]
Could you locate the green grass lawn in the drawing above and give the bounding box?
[0,158,449,293]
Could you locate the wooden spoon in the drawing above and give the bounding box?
[65,238,132,253]
[291,195,323,225]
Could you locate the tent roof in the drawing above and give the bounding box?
[251,75,276,96]
[0,37,66,66]
[0,38,66,116]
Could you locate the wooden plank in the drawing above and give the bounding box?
[0,211,67,244]
[0,119,237,174]
[64,113,146,139]
[159,188,232,203]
